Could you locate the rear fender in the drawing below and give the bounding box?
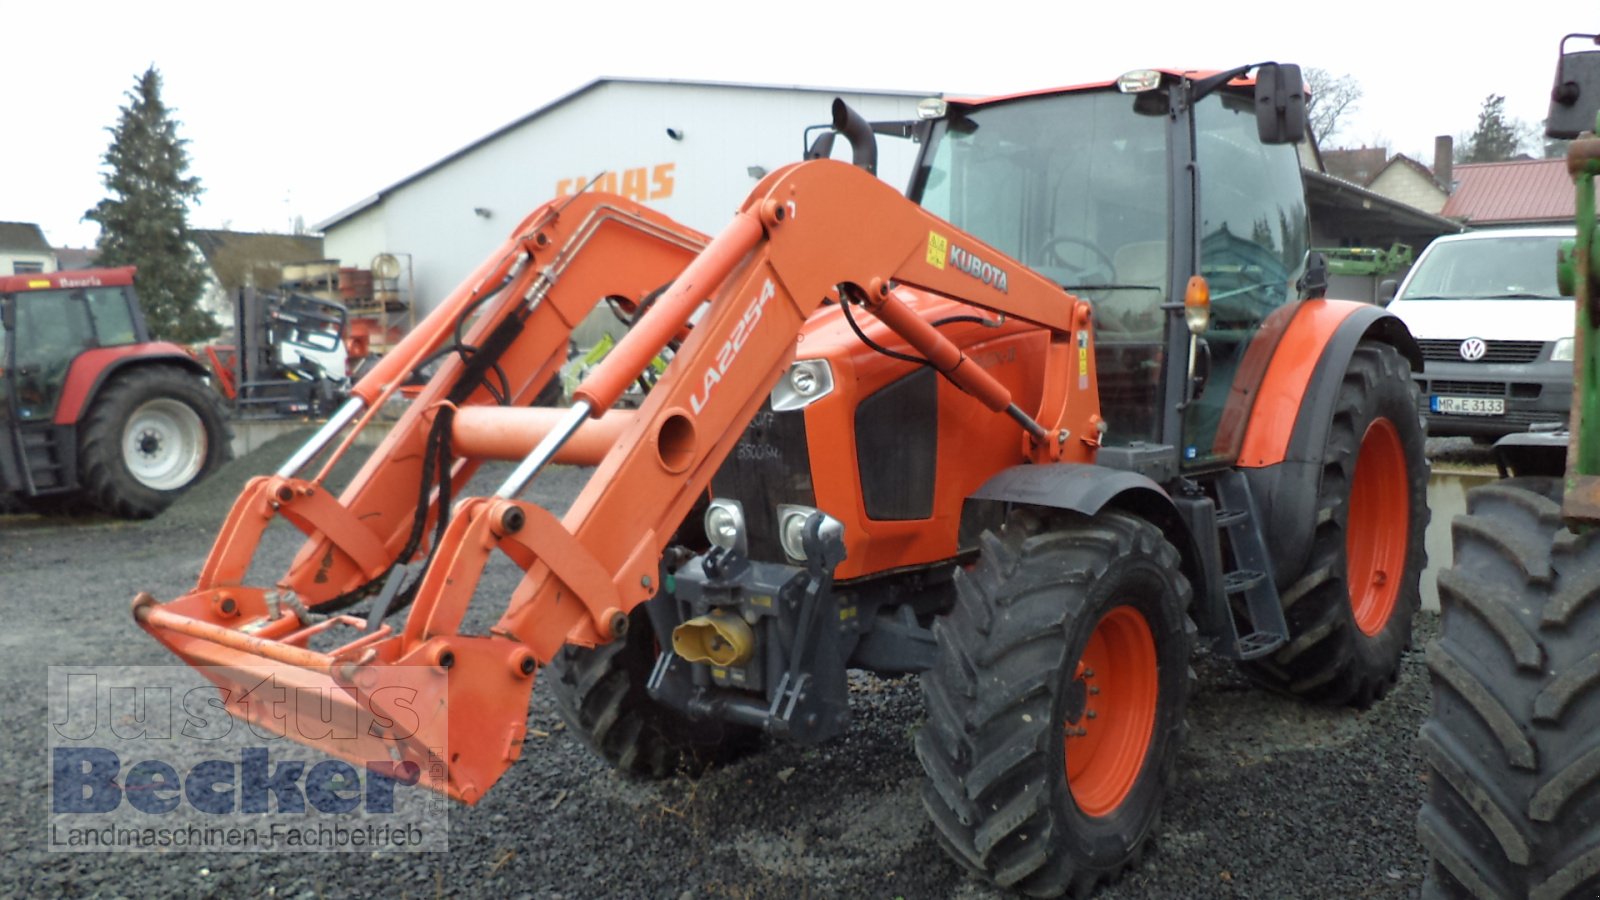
[1235,301,1422,586]
[54,344,209,425]
[964,463,1202,600]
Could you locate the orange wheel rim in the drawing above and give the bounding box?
[1065,605,1158,817]
[1346,417,1408,637]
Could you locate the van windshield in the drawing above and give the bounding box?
[1399,234,1569,301]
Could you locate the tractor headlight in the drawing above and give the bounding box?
[777,504,845,562]
[704,499,747,555]
[1553,337,1575,362]
[770,359,834,412]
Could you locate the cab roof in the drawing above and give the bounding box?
[0,266,136,294]
[948,68,1255,108]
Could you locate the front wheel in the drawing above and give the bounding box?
[79,366,233,519]
[917,509,1194,897]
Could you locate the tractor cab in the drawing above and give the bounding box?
[0,267,146,423]
[908,65,1312,468]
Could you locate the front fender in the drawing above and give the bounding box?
[54,345,209,425]
[965,462,1201,598]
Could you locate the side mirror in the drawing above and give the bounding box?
[1255,63,1306,145]
[1548,39,1600,139]
[0,297,12,332]
[1377,279,1399,307]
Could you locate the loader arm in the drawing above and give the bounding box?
[136,158,1097,803]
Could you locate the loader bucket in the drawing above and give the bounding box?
[133,588,537,804]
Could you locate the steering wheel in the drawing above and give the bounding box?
[1038,236,1116,284]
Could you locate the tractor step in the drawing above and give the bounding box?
[1211,471,1290,660]
[12,424,73,493]
[1223,568,1266,594]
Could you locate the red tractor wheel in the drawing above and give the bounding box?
[79,366,233,519]
[917,508,1193,897]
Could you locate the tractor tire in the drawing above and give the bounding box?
[547,606,761,778]
[1418,480,1600,899]
[916,509,1194,897]
[79,366,233,519]
[1243,341,1428,708]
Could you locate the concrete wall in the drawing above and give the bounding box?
[322,81,927,315]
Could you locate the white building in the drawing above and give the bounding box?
[315,78,934,314]
[0,222,57,275]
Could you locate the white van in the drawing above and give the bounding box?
[1383,227,1575,439]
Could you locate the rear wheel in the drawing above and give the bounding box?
[1244,341,1428,707]
[547,606,761,778]
[79,366,232,519]
[917,509,1193,897]
[1418,481,1600,899]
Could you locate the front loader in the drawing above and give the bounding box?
[137,63,1428,896]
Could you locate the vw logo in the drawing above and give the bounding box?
[1459,338,1487,361]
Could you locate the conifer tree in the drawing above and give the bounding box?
[85,66,213,342]
[1457,94,1527,163]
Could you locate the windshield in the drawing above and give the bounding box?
[915,90,1170,309]
[1400,235,1569,301]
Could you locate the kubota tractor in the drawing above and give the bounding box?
[0,266,232,517]
[1417,34,1600,899]
[135,62,1428,896]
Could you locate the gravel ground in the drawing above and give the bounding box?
[1,433,1436,899]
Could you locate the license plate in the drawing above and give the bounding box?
[1431,396,1505,416]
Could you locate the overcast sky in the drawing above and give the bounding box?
[5,1,1594,249]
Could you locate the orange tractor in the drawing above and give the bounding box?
[136,62,1428,895]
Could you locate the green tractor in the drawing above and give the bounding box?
[1417,33,1600,899]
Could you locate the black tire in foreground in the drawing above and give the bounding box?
[1418,480,1600,899]
[916,509,1194,897]
[79,365,233,519]
[547,607,761,778]
[1244,341,1429,708]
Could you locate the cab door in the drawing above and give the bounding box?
[1180,91,1311,469]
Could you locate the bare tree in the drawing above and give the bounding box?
[1305,68,1363,145]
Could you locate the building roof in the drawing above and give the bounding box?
[1370,153,1442,189]
[0,221,51,253]
[52,246,100,270]
[1321,147,1389,186]
[1440,158,1578,225]
[313,77,936,232]
[1303,169,1463,243]
[190,229,325,291]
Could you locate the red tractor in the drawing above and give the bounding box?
[0,266,231,517]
